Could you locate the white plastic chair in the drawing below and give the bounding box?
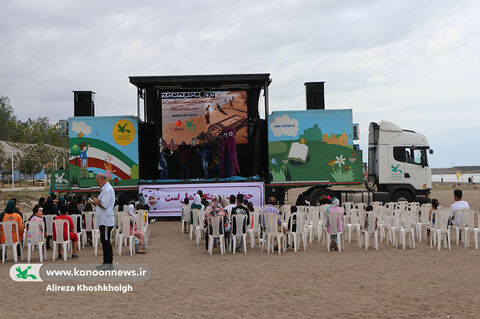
[416,205,431,242]
[43,214,55,242]
[400,213,416,250]
[462,210,476,248]
[181,205,191,234]
[231,214,247,254]
[117,215,135,256]
[114,211,125,247]
[263,213,284,254]
[355,203,366,211]
[207,215,225,255]
[306,207,321,243]
[286,212,307,252]
[326,212,344,252]
[342,202,354,214]
[473,211,480,249]
[52,219,71,261]
[346,209,361,243]
[192,209,205,245]
[24,219,47,262]
[431,209,451,251]
[360,213,378,251]
[82,211,95,249]
[246,210,261,248]
[70,214,84,251]
[1,221,21,263]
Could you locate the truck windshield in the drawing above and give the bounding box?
[393,146,428,167]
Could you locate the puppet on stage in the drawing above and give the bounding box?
[220,126,240,177]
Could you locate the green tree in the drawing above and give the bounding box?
[0,96,16,140]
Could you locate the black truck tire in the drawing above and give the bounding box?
[391,190,413,202]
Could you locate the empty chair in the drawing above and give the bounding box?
[117,215,135,256]
[360,213,378,251]
[1,221,22,263]
[207,215,226,255]
[371,201,383,209]
[385,202,396,211]
[24,219,47,263]
[400,213,416,250]
[355,203,366,211]
[346,209,361,243]
[231,214,247,254]
[416,205,431,242]
[192,209,205,245]
[82,211,95,249]
[473,211,480,249]
[431,209,451,251]
[247,210,261,248]
[462,210,476,248]
[342,202,354,214]
[396,201,408,211]
[263,213,284,254]
[306,207,321,243]
[52,219,71,261]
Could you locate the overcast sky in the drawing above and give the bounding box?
[1,0,479,168]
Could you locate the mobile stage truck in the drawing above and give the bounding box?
[51,74,432,217]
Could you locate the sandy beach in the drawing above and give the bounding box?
[1,185,480,318]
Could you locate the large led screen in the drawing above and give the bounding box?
[161,91,248,145]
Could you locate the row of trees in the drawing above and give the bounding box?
[0,96,69,185]
[0,96,67,147]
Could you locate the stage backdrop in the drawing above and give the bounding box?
[140,182,264,217]
[161,91,248,145]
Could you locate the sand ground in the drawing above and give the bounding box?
[1,186,480,318]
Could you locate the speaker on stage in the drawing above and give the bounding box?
[73,91,95,116]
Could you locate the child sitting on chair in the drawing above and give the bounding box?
[127,204,146,254]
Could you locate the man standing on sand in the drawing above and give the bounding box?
[92,173,115,270]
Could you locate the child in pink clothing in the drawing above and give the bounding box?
[325,198,344,250]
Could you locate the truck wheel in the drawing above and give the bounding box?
[391,190,413,202]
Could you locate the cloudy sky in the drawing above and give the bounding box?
[1,0,479,168]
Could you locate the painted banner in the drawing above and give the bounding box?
[268,109,363,184]
[139,182,264,217]
[68,116,139,189]
[161,91,248,145]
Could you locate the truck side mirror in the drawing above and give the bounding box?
[429,149,433,154]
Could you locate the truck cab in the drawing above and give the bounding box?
[368,121,432,202]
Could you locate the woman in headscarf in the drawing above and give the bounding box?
[325,197,344,251]
[190,194,204,210]
[43,197,59,215]
[0,199,24,248]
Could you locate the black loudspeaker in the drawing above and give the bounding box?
[145,88,162,137]
[304,82,325,110]
[73,91,95,116]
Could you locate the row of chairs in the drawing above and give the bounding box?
[181,202,480,254]
[1,207,150,263]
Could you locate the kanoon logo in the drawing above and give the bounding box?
[113,119,135,146]
[391,164,403,180]
[10,264,43,282]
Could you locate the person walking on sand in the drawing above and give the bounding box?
[92,173,115,270]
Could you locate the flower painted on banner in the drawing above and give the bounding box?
[349,157,356,163]
[283,160,288,164]
[271,158,278,166]
[335,155,345,168]
[328,160,336,168]
[299,137,306,144]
